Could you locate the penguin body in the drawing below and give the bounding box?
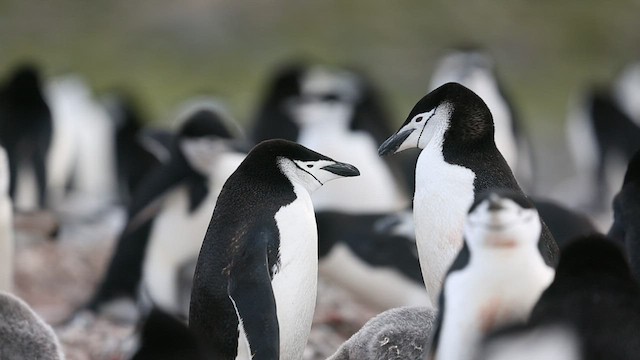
[432,190,555,360]
[0,291,64,359]
[327,306,437,360]
[477,324,581,360]
[379,83,558,304]
[189,139,359,360]
[85,101,242,320]
[0,64,52,210]
[0,147,13,292]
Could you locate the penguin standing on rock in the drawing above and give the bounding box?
[189,139,359,360]
[378,82,558,304]
[0,64,52,210]
[430,190,555,360]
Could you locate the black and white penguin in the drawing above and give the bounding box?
[378,82,559,304]
[0,291,65,359]
[527,234,640,360]
[429,48,535,190]
[84,100,244,321]
[327,306,437,360]
[0,147,14,292]
[0,64,53,210]
[608,149,640,280]
[430,190,554,360]
[189,139,359,359]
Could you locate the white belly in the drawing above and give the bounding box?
[414,148,475,304]
[143,186,217,315]
[271,185,318,359]
[436,252,554,360]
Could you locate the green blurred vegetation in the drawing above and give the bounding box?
[0,0,639,131]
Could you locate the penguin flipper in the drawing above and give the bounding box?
[228,231,279,360]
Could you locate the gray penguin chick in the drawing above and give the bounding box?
[327,306,437,360]
[0,291,64,359]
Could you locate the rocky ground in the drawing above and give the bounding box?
[13,207,380,360]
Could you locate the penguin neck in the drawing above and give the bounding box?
[468,242,547,268]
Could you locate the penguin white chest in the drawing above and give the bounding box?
[437,252,554,360]
[414,147,475,303]
[272,184,318,359]
[143,186,217,314]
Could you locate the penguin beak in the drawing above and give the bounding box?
[378,128,415,156]
[321,162,360,177]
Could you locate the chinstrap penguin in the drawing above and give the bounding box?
[378,82,558,304]
[429,190,555,360]
[83,101,244,322]
[189,139,359,360]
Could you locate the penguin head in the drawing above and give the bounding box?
[176,101,245,175]
[430,48,496,90]
[609,149,640,242]
[378,82,494,156]
[289,67,360,129]
[2,64,46,107]
[246,139,360,193]
[464,190,541,251]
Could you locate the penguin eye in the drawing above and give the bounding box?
[306,164,313,168]
[415,116,423,123]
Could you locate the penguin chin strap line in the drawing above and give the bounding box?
[417,106,438,148]
[293,162,324,186]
